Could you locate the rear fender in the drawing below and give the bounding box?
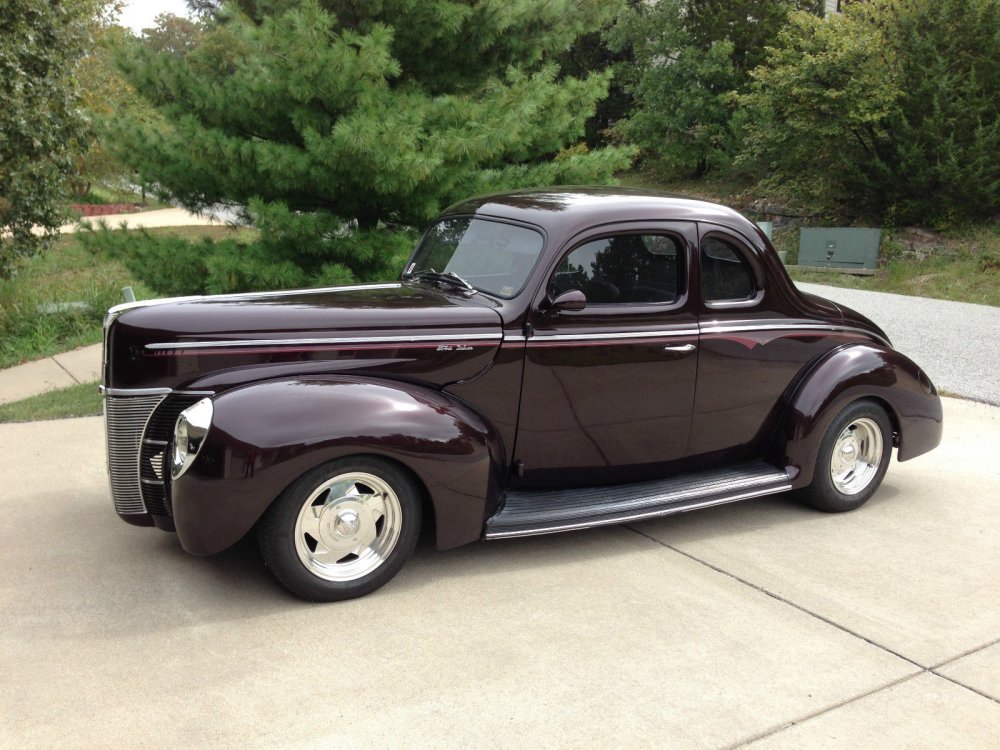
[777,344,942,487]
[171,375,506,555]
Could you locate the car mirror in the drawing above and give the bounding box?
[549,289,587,313]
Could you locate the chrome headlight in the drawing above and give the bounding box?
[171,398,213,479]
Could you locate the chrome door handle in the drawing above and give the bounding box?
[663,344,696,353]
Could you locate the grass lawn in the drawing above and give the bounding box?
[0,225,255,369]
[0,381,102,422]
[786,259,1000,307]
[782,226,1000,307]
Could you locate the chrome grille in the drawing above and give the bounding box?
[139,395,204,516]
[105,394,167,515]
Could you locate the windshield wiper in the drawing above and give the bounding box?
[408,268,477,295]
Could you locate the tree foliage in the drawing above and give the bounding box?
[739,0,1000,224]
[0,0,92,277]
[558,30,634,149]
[882,0,1000,223]
[109,0,633,288]
[74,6,168,199]
[610,0,821,178]
[737,10,900,212]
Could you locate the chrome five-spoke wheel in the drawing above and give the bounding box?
[258,458,422,602]
[829,417,883,495]
[294,472,402,582]
[801,400,892,513]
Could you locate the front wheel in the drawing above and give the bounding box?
[799,400,893,513]
[258,457,422,601]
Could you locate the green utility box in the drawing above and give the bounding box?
[798,228,882,271]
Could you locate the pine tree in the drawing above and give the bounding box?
[109,0,634,290]
[880,0,1000,224]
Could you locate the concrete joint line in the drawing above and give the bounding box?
[725,672,924,750]
[50,356,81,385]
[926,637,1000,707]
[625,525,1000,743]
[927,670,1000,707]
[626,525,924,669]
[929,635,1000,671]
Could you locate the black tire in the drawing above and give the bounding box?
[257,456,422,602]
[799,400,893,513]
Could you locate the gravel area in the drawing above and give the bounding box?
[796,282,1000,405]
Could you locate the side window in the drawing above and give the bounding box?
[549,234,681,305]
[701,236,756,302]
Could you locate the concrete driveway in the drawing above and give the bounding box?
[2,397,998,748]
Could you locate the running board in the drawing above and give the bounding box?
[485,461,792,539]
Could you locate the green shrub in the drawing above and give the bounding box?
[77,223,417,297]
[79,225,220,296]
[739,0,1000,224]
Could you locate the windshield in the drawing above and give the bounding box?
[405,217,545,299]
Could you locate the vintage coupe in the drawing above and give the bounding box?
[102,188,942,601]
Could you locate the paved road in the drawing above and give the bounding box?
[3,398,999,748]
[797,282,1000,406]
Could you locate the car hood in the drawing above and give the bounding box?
[106,282,505,391]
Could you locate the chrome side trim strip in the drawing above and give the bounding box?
[145,333,503,351]
[530,329,698,342]
[485,483,793,539]
[700,321,889,346]
[107,283,403,316]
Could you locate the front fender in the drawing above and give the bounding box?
[171,375,505,555]
[778,344,942,487]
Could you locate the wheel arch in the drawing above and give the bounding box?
[171,375,506,556]
[775,343,942,488]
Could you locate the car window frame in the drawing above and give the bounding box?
[538,227,691,316]
[698,229,765,310]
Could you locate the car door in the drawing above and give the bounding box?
[689,226,859,459]
[513,222,699,488]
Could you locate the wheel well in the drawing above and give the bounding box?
[247,451,437,545]
[358,454,436,545]
[350,454,438,548]
[858,396,901,447]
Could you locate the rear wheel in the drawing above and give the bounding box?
[258,457,422,601]
[800,400,893,513]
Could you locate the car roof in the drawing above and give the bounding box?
[440,187,766,249]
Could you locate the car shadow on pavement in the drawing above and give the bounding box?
[81,481,904,624]
[622,482,905,547]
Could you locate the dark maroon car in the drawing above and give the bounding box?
[101,188,942,601]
